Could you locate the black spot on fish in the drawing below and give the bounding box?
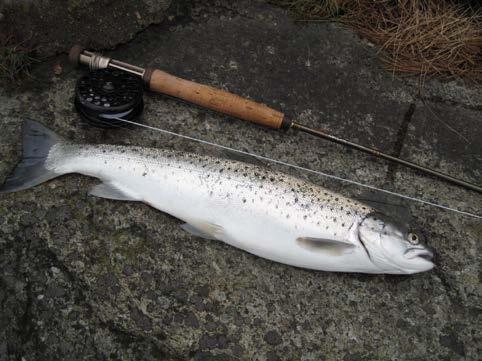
[142,172,147,176]
[294,198,298,203]
[303,215,307,220]
[242,198,246,203]
[270,177,275,182]
[341,223,345,227]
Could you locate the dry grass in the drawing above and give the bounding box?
[270,0,482,82]
[0,35,39,82]
[268,0,347,18]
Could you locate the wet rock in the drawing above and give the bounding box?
[130,307,153,332]
[266,351,281,361]
[439,330,465,356]
[264,330,282,346]
[0,0,171,57]
[199,333,228,350]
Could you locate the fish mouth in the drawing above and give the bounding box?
[404,248,433,261]
[403,248,435,272]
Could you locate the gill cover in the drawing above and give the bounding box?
[358,212,434,274]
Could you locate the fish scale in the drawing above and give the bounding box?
[0,121,434,274]
[50,143,375,266]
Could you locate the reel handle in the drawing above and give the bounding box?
[144,68,290,130]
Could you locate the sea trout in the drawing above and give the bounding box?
[0,121,434,274]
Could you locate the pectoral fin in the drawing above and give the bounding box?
[181,221,225,241]
[296,237,355,256]
[89,182,140,201]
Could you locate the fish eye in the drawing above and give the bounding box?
[408,232,419,245]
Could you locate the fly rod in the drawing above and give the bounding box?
[69,45,482,194]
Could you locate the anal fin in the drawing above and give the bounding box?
[89,182,140,201]
[181,221,225,241]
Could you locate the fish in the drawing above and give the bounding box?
[0,120,434,274]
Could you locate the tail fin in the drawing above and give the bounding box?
[0,120,64,193]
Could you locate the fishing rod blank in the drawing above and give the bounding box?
[69,45,482,194]
[290,122,482,194]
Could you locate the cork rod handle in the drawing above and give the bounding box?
[146,69,286,129]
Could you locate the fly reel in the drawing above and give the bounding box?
[74,68,144,128]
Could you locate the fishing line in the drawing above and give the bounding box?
[100,113,481,219]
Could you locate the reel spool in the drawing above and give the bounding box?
[74,68,144,128]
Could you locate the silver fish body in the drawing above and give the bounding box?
[1,121,434,274]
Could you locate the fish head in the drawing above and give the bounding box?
[358,212,434,274]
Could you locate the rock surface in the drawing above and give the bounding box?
[0,1,480,360]
[0,0,172,56]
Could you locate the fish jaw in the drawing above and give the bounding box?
[401,248,435,274]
